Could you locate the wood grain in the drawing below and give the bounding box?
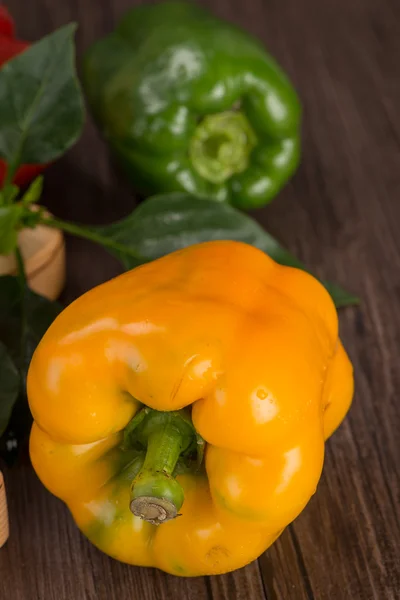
[1,0,399,598]
[0,472,9,548]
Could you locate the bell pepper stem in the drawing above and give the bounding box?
[130,422,186,525]
[189,110,257,184]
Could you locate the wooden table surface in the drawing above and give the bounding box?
[1,0,399,598]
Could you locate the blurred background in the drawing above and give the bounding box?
[9,0,397,303]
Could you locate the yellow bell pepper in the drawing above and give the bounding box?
[27,241,353,576]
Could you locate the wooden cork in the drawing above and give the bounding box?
[0,472,9,548]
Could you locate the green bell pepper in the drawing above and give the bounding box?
[83,1,301,209]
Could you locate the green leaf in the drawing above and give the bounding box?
[0,204,23,254]
[95,192,306,267]
[92,193,357,307]
[0,184,19,205]
[0,341,20,438]
[20,176,44,206]
[0,276,60,442]
[323,282,359,308]
[0,23,84,181]
[0,275,61,382]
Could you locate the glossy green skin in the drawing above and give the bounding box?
[83,2,301,209]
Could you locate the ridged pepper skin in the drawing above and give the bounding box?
[82,2,301,209]
[28,241,353,576]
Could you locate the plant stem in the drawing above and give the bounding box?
[130,422,186,524]
[127,409,198,525]
[14,246,27,376]
[2,152,21,191]
[14,246,26,288]
[189,110,257,184]
[40,216,146,263]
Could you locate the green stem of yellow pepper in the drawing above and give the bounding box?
[129,409,195,525]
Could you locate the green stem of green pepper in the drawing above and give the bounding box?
[189,111,257,184]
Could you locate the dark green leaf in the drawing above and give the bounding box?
[0,341,20,437]
[96,192,308,266]
[0,275,61,381]
[0,276,60,446]
[93,193,357,307]
[323,282,359,308]
[0,204,22,253]
[0,23,84,169]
